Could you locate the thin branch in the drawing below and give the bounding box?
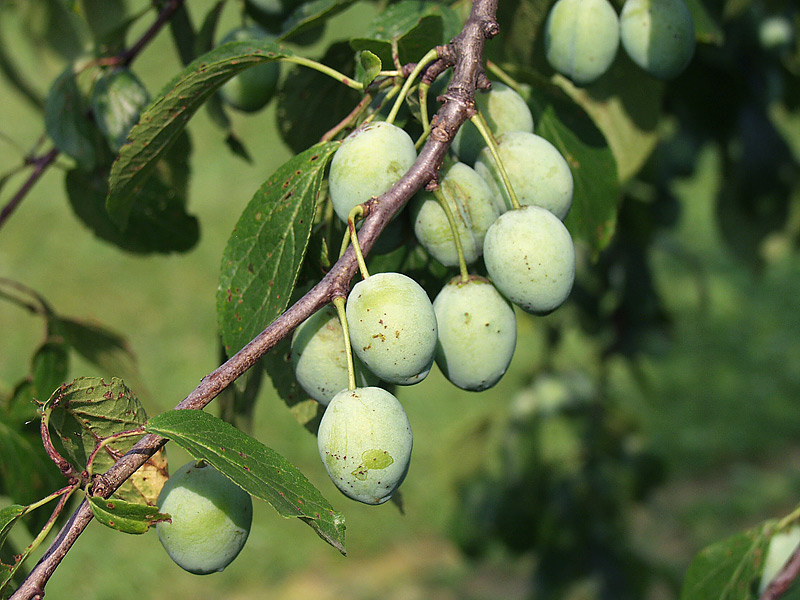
[0,148,59,232]
[10,0,499,597]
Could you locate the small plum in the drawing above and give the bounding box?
[218,26,280,113]
[156,461,252,575]
[346,272,437,385]
[545,0,620,85]
[451,82,534,166]
[619,0,695,80]
[474,131,574,219]
[411,162,500,267]
[291,305,379,405]
[328,121,417,222]
[317,386,412,505]
[483,205,575,315]
[433,276,516,391]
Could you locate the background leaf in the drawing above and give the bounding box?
[217,141,339,357]
[145,409,346,555]
[0,506,26,550]
[106,38,293,227]
[90,67,150,153]
[88,496,169,534]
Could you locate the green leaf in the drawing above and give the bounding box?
[43,377,168,505]
[145,409,346,555]
[276,42,360,154]
[358,50,381,88]
[517,75,620,255]
[90,68,150,153]
[31,341,69,403]
[106,38,293,227]
[166,2,198,66]
[88,496,169,534]
[0,506,26,550]
[0,417,63,510]
[681,520,774,600]
[351,1,457,66]
[217,141,339,357]
[279,0,355,42]
[491,0,551,71]
[685,0,724,46]
[53,318,137,377]
[45,67,103,170]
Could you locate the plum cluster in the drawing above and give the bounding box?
[544,0,696,85]
[292,82,580,507]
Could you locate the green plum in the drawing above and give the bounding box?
[474,131,573,220]
[544,0,620,85]
[483,205,575,315]
[433,276,516,391]
[156,461,252,575]
[317,386,412,505]
[218,26,280,112]
[451,82,534,166]
[291,305,379,405]
[619,0,695,80]
[411,162,500,267]
[328,121,417,222]
[346,272,437,385]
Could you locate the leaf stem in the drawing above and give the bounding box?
[282,56,364,90]
[332,296,357,391]
[385,48,439,125]
[432,187,469,283]
[471,112,520,210]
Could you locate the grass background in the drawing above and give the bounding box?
[2,1,800,598]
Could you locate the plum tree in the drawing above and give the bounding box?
[317,386,413,505]
[450,81,534,166]
[483,205,576,315]
[433,276,516,391]
[345,272,438,385]
[544,0,620,85]
[474,131,574,219]
[291,305,379,405]
[156,461,253,575]
[411,161,500,267]
[328,121,417,222]
[619,0,696,80]
[218,26,281,112]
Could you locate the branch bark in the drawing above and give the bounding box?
[11,0,498,596]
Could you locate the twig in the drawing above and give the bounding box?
[9,0,499,597]
[0,148,59,232]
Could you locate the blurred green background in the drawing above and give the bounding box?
[1,0,800,598]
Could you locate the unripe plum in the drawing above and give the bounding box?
[483,205,575,315]
[451,82,534,166]
[346,272,437,385]
[218,26,280,113]
[317,386,412,505]
[328,121,417,222]
[291,305,379,405]
[545,0,620,85]
[619,0,695,80]
[411,162,500,267]
[156,461,252,575]
[433,276,516,391]
[474,131,573,220]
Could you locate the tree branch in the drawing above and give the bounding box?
[10,0,498,596]
[0,148,59,233]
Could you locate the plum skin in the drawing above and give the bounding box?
[156,461,253,575]
[474,131,574,220]
[483,205,576,315]
[291,305,378,406]
[619,0,695,80]
[544,0,620,85]
[328,121,417,222]
[346,272,438,385]
[451,82,534,166]
[218,26,280,113]
[433,276,517,391]
[317,386,413,505]
[411,162,500,267]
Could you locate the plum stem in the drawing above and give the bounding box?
[281,56,364,90]
[385,48,439,125]
[433,187,470,283]
[347,206,370,280]
[471,112,521,210]
[332,296,357,391]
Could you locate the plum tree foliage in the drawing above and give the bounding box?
[2,0,798,598]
